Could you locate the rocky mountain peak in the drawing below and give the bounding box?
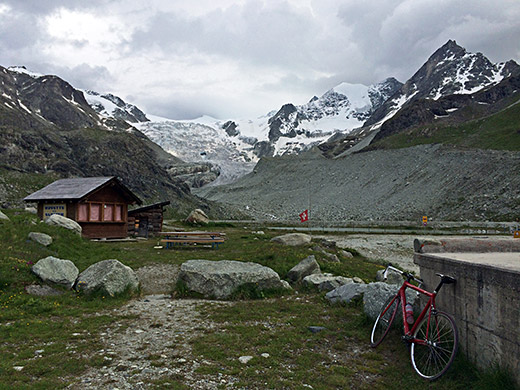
[84,90,149,123]
[365,40,520,128]
[404,39,519,99]
[1,66,101,130]
[267,103,301,142]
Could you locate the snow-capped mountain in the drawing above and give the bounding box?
[260,78,402,155]
[76,40,519,187]
[366,40,520,128]
[83,90,149,124]
[130,78,402,184]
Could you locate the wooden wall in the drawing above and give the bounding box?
[128,206,164,237]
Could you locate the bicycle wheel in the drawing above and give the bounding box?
[410,311,458,380]
[370,295,400,347]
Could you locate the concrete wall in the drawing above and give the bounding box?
[414,238,520,384]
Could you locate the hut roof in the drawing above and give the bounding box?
[24,177,142,204]
[128,201,171,215]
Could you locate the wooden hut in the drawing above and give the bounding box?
[24,176,142,239]
[127,201,170,237]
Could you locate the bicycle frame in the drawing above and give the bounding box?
[396,280,437,341]
[371,266,458,380]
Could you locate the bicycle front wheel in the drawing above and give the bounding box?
[410,311,458,380]
[370,295,400,347]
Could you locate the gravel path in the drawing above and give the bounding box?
[70,264,236,390]
[72,295,235,390]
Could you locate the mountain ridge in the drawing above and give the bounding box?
[0,65,232,217]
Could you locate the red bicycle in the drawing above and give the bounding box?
[370,265,458,380]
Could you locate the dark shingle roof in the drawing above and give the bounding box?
[128,201,171,215]
[24,177,141,204]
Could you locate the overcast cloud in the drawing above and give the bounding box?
[0,0,519,119]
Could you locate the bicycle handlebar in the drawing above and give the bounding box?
[383,264,456,293]
[383,264,424,287]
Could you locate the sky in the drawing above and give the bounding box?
[1,0,519,120]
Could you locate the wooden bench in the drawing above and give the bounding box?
[159,231,226,249]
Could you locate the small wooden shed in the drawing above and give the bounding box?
[24,176,142,239]
[127,201,171,237]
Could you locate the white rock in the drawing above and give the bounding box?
[238,356,253,364]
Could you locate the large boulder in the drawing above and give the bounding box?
[303,273,353,292]
[45,214,82,235]
[178,260,290,299]
[76,259,139,297]
[286,255,321,284]
[0,210,9,221]
[32,256,79,289]
[185,209,209,225]
[28,232,53,247]
[271,233,311,246]
[325,283,369,304]
[363,282,418,320]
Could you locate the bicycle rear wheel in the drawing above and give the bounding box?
[370,295,400,347]
[410,311,458,380]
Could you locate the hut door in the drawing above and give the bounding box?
[137,217,149,237]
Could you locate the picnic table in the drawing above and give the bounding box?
[159,231,226,249]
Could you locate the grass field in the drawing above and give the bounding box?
[0,210,518,389]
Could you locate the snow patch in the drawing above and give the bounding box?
[17,99,32,114]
